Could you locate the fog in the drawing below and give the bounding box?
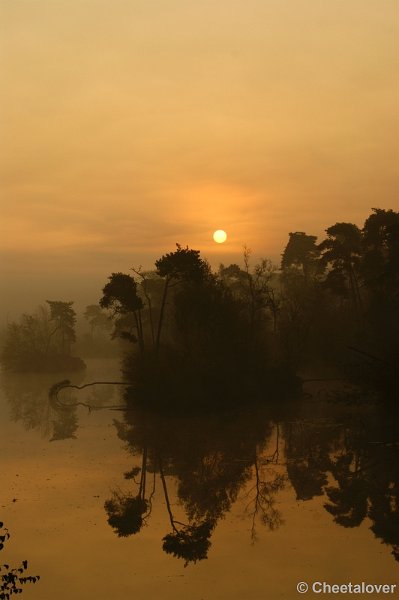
[2,1,399,324]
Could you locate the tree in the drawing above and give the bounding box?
[220,251,280,338]
[362,208,399,297]
[1,315,43,370]
[281,232,322,282]
[100,244,299,405]
[46,300,77,355]
[279,232,329,367]
[100,273,145,353]
[154,244,210,352]
[318,223,363,313]
[1,304,83,372]
[83,305,112,337]
[357,209,399,386]
[243,248,277,339]
[130,268,158,346]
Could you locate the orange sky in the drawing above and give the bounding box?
[1,0,399,316]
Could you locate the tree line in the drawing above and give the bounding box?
[0,302,113,372]
[1,208,397,400]
[278,207,398,391]
[98,208,398,405]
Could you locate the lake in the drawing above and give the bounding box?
[1,359,397,599]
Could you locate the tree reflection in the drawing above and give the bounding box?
[158,456,215,566]
[324,422,399,561]
[99,389,399,564]
[50,404,78,441]
[13,369,397,565]
[1,370,115,441]
[162,521,214,566]
[284,420,336,501]
[104,397,284,564]
[105,446,153,536]
[282,402,399,562]
[245,455,286,542]
[105,493,148,537]
[1,370,83,440]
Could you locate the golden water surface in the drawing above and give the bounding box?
[1,360,397,599]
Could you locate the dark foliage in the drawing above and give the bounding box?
[0,523,40,599]
[162,521,214,566]
[104,493,148,537]
[155,244,210,283]
[100,273,143,314]
[1,302,84,373]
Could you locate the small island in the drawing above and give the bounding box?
[1,300,86,373]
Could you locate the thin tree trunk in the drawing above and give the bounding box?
[156,277,170,354]
[138,308,145,352]
[139,446,148,500]
[133,311,144,354]
[159,457,178,532]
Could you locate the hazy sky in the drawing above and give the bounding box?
[1,0,399,317]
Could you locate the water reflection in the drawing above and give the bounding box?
[325,422,399,561]
[106,403,288,565]
[2,370,398,566]
[284,420,340,501]
[1,369,116,441]
[105,388,399,565]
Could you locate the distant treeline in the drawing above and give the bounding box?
[0,302,114,372]
[1,208,398,401]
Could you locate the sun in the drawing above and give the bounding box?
[213,229,227,244]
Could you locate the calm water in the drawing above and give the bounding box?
[1,359,398,599]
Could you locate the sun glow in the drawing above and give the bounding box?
[213,230,227,244]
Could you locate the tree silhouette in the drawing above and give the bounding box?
[362,208,399,297]
[105,446,151,536]
[162,521,214,567]
[318,223,363,313]
[158,456,215,566]
[46,300,77,355]
[83,305,112,338]
[154,244,210,352]
[282,232,322,283]
[100,273,145,353]
[104,493,148,537]
[245,452,286,542]
[324,438,399,561]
